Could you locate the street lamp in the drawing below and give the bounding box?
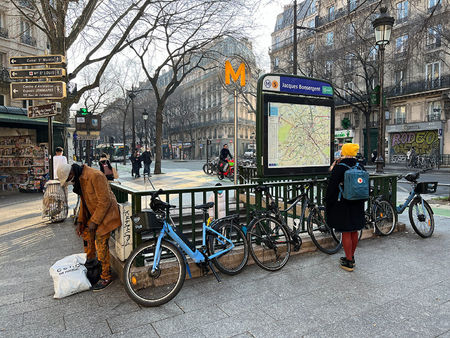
[142,109,149,149]
[128,89,137,152]
[372,6,394,173]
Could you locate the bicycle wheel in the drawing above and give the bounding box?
[123,239,186,307]
[208,220,249,275]
[202,163,209,175]
[246,216,291,271]
[307,207,342,254]
[373,200,397,236]
[408,197,434,238]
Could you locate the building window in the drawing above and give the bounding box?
[22,100,32,108]
[394,70,405,94]
[368,46,377,61]
[325,60,333,77]
[344,81,354,98]
[328,6,335,21]
[396,1,408,22]
[394,106,406,124]
[425,61,440,89]
[395,35,408,55]
[426,25,442,49]
[348,0,357,11]
[347,23,355,39]
[428,0,441,12]
[427,101,441,121]
[326,31,334,46]
[0,95,4,106]
[345,54,355,72]
[308,18,315,29]
[307,0,317,16]
[274,57,279,68]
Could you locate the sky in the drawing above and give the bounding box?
[251,0,291,71]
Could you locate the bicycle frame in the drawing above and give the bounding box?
[397,189,417,214]
[151,218,235,274]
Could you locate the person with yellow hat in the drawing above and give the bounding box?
[325,143,366,272]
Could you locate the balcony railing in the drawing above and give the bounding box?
[21,35,37,46]
[387,75,450,97]
[425,41,441,50]
[0,27,8,39]
[394,117,406,124]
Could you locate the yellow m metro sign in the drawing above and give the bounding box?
[225,60,246,87]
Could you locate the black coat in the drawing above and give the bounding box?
[220,148,232,161]
[325,157,365,232]
[141,151,152,165]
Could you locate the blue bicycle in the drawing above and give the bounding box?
[123,189,249,307]
[396,172,437,238]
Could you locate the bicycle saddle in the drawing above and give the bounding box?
[255,185,270,192]
[194,202,214,210]
[150,199,175,211]
[405,172,420,182]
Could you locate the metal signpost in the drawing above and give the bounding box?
[256,74,335,178]
[9,54,66,180]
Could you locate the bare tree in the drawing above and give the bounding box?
[8,0,157,122]
[128,0,256,174]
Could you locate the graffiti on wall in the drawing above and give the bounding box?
[390,130,439,163]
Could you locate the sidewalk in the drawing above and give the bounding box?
[0,192,449,337]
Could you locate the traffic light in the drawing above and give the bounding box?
[207,139,211,145]
[79,108,89,115]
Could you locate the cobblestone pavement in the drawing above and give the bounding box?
[0,170,449,337]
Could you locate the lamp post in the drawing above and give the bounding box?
[372,6,394,174]
[128,88,137,152]
[142,109,149,149]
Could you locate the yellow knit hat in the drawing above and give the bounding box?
[341,143,359,157]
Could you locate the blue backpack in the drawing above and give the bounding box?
[338,163,369,201]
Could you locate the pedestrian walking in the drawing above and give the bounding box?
[56,163,121,290]
[99,153,114,181]
[141,148,152,177]
[325,143,365,272]
[53,147,67,179]
[371,149,377,164]
[129,150,141,178]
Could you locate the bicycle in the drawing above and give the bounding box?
[246,183,340,272]
[362,187,397,236]
[123,189,249,307]
[202,158,219,176]
[396,171,437,238]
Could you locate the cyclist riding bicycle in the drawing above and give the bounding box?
[218,144,233,175]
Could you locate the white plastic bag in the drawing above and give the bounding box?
[49,253,91,299]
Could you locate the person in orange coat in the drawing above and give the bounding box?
[57,163,121,291]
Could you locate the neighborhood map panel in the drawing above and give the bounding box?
[267,102,331,168]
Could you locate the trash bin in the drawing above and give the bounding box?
[42,180,68,223]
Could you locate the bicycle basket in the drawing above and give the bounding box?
[132,211,164,234]
[414,182,438,194]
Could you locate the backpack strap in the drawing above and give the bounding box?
[338,163,351,169]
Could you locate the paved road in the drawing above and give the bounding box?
[0,192,449,337]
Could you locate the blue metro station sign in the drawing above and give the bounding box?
[261,74,333,97]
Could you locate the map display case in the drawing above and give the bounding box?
[256,74,335,177]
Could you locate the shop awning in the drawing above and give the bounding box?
[0,106,67,127]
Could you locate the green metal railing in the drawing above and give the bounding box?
[111,174,397,250]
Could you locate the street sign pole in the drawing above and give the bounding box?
[48,116,54,180]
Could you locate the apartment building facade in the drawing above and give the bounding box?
[0,0,49,108]
[158,37,258,159]
[270,0,450,164]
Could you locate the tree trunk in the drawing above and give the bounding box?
[154,104,164,174]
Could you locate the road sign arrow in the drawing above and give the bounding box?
[13,89,18,93]
[11,59,16,64]
[12,72,17,76]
